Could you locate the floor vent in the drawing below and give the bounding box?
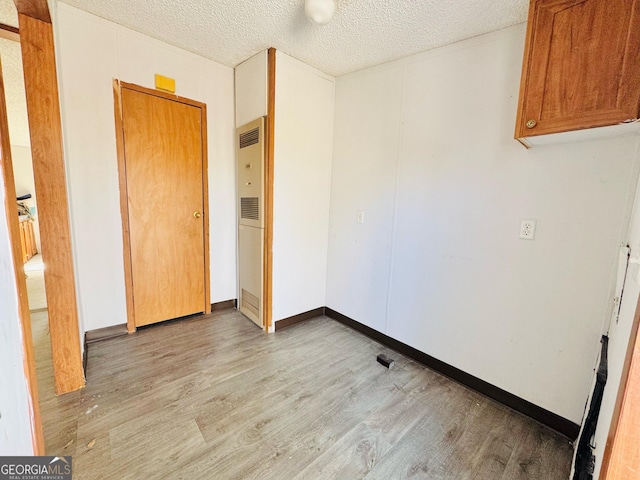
[242,289,260,318]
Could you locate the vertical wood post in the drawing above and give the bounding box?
[0,57,44,455]
[17,10,84,394]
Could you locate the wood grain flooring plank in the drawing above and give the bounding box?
[31,310,82,456]
[292,422,392,480]
[175,354,392,477]
[168,326,417,479]
[70,430,111,480]
[108,417,206,479]
[439,399,524,479]
[363,369,450,446]
[32,311,573,479]
[83,313,299,394]
[225,359,418,479]
[77,317,357,442]
[501,422,573,480]
[363,382,488,480]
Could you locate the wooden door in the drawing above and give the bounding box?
[515,0,640,138]
[118,83,210,328]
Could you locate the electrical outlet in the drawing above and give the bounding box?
[357,210,365,224]
[519,219,536,240]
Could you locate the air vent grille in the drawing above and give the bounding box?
[239,128,259,149]
[241,197,259,221]
[242,289,260,318]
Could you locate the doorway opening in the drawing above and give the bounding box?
[0,6,54,447]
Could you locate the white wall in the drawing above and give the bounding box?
[235,51,267,128]
[326,24,640,423]
[592,143,640,478]
[272,52,334,323]
[53,3,236,331]
[11,145,41,251]
[0,174,35,455]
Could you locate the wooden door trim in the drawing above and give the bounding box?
[200,102,211,315]
[0,23,19,42]
[0,58,44,455]
[263,48,275,331]
[13,0,49,23]
[601,291,640,478]
[114,80,211,332]
[15,8,85,395]
[113,81,136,332]
[119,81,206,109]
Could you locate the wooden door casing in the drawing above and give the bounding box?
[0,56,44,453]
[115,82,210,329]
[17,9,85,396]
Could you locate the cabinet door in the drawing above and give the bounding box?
[515,0,640,139]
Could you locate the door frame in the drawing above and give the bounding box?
[15,4,85,397]
[263,47,275,331]
[601,290,640,477]
[0,57,44,455]
[1,0,86,453]
[13,0,86,400]
[113,80,211,332]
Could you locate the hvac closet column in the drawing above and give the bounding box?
[237,118,265,328]
[234,49,270,330]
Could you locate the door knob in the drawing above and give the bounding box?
[193,211,202,218]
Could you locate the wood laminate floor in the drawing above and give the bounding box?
[34,310,573,479]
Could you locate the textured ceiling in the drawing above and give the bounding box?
[0,38,30,147]
[0,0,529,146]
[0,0,17,27]
[56,0,529,76]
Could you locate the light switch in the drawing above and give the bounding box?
[357,210,365,224]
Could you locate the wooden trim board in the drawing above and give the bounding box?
[274,307,325,331]
[17,12,84,395]
[200,102,211,316]
[114,80,211,330]
[601,291,640,478]
[0,23,19,42]
[263,48,276,331]
[0,57,44,455]
[211,299,237,312]
[85,324,129,344]
[112,80,135,332]
[13,0,50,23]
[324,307,580,440]
[119,81,208,108]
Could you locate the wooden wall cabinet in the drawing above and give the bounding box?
[515,0,640,146]
[19,217,37,263]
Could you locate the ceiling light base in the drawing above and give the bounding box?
[304,0,336,25]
